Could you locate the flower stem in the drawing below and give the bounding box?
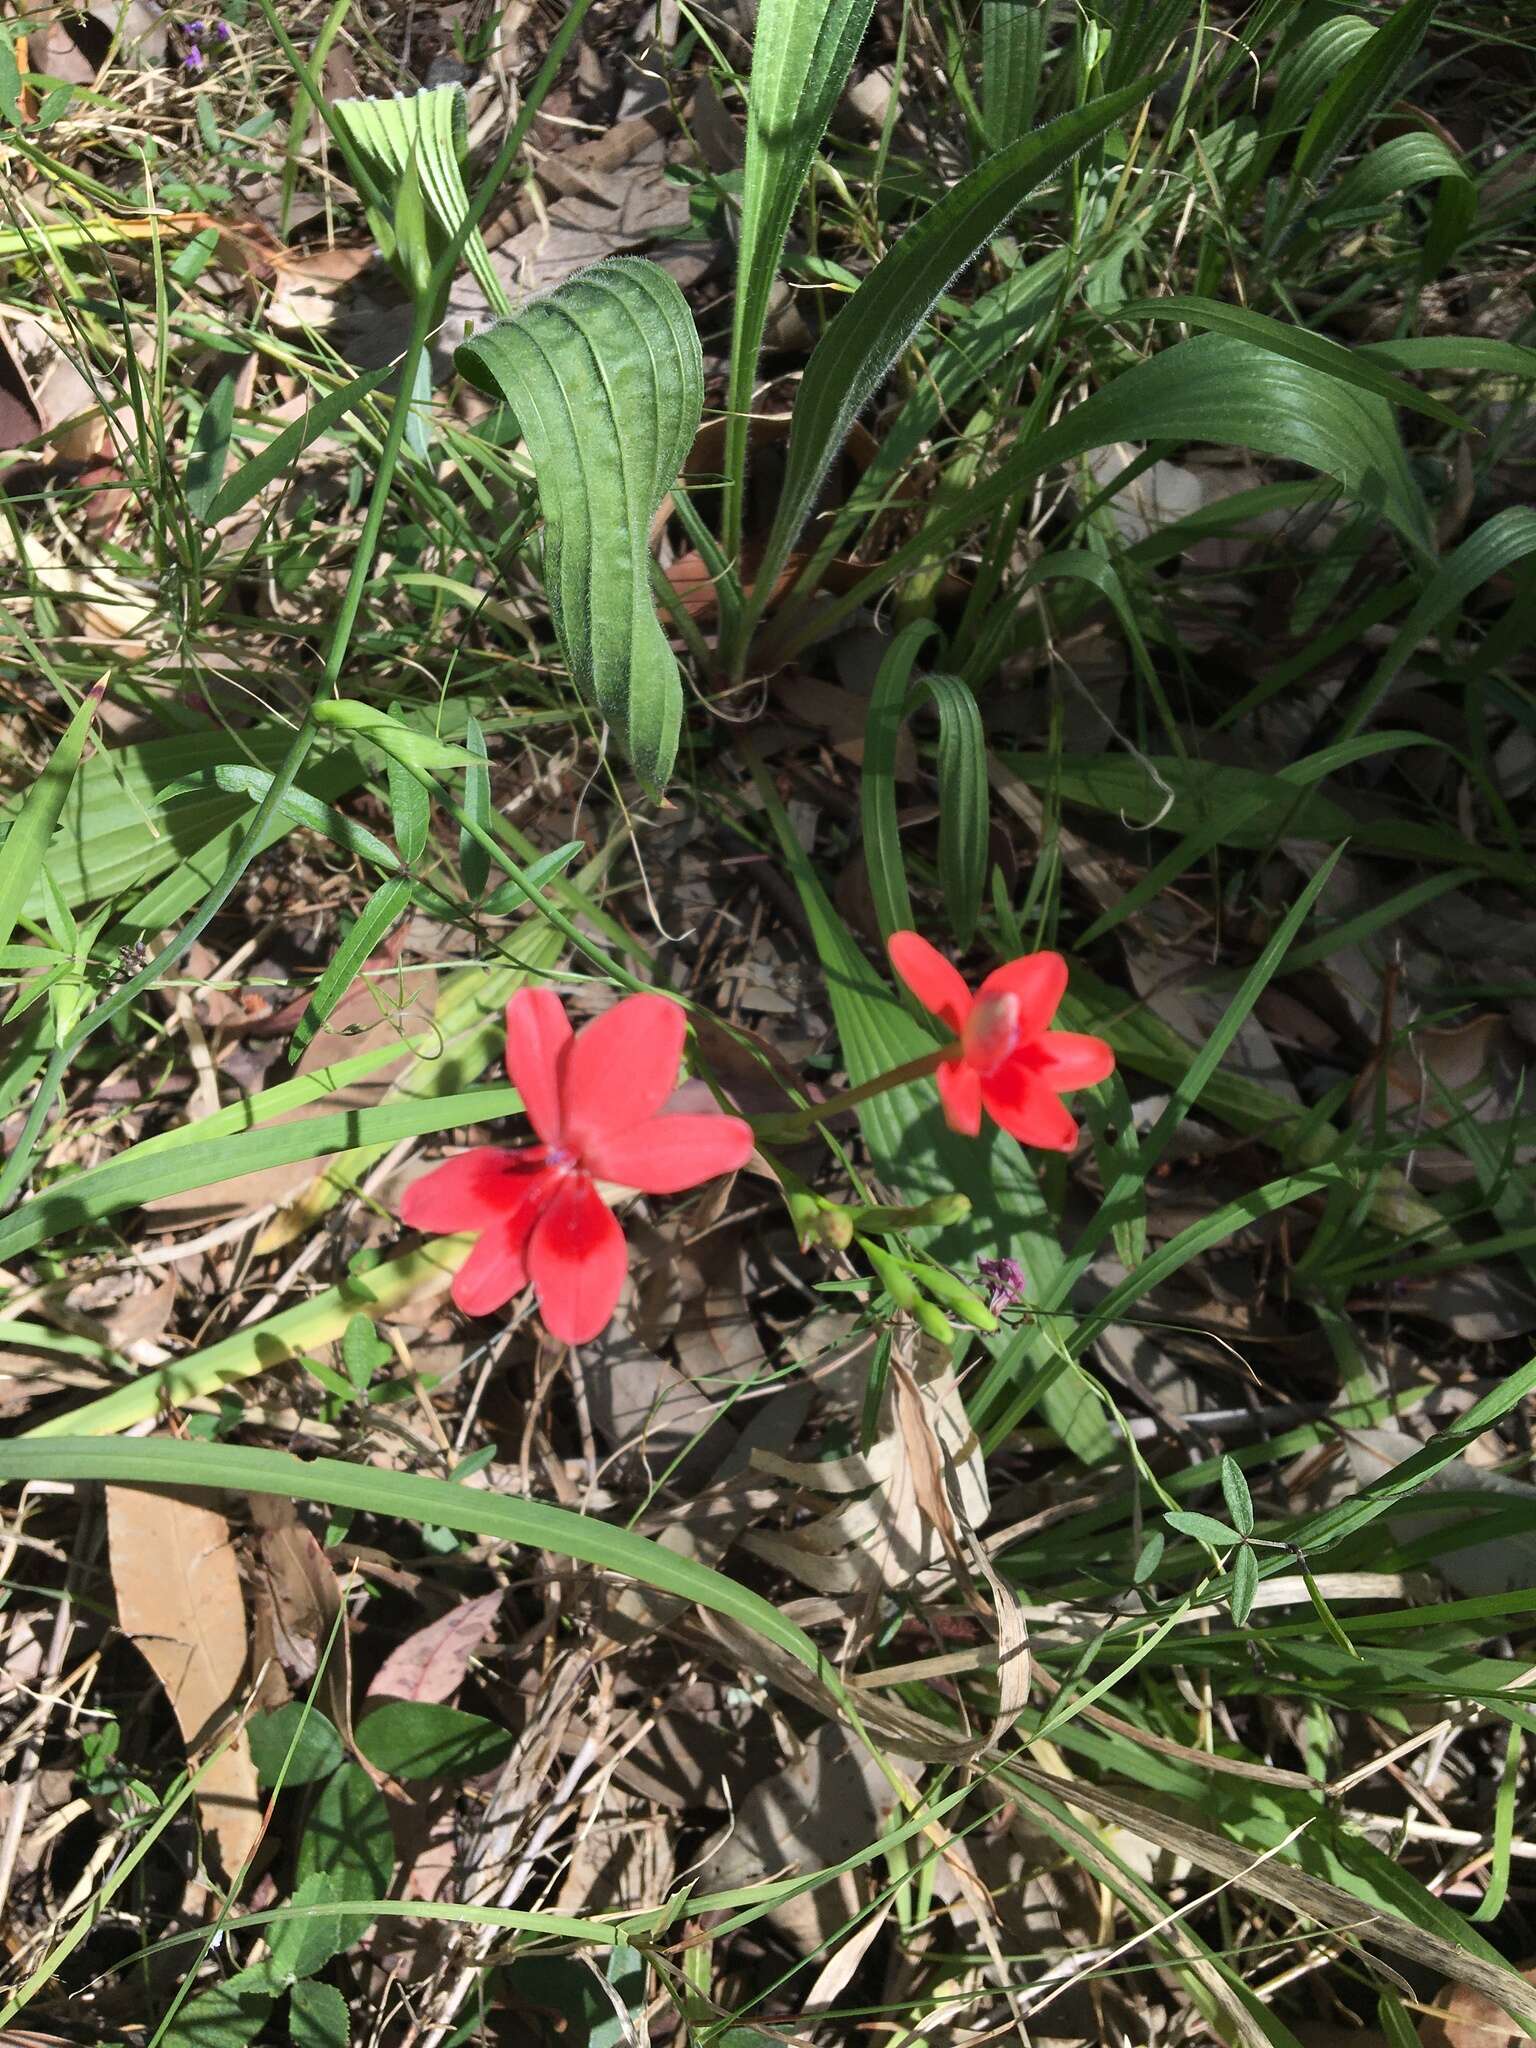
[754,1046,951,1141]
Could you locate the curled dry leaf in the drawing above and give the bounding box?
[249,1493,354,1748]
[105,1485,262,1881]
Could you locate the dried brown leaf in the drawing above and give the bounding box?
[249,1493,353,1748]
[106,1485,261,1880]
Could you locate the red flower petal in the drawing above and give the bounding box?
[400,1147,545,1234]
[975,953,1067,1039]
[936,1057,983,1136]
[558,993,686,1149]
[981,1063,1080,1151]
[453,1201,545,1316]
[888,931,971,1035]
[526,1173,628,1344]
[581,1112,753,1194]
[1030,1029,1115,1092]
[505,988,572,1144]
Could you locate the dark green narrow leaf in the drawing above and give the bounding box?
[457,260,704,789]
[1229,1546,1259,1628]
[385,759,430,866]
[290,877,411,1061]
[185,371,238,524]
[980,0,1045,146]
[0,678,103,960]
[921,674,989,948]
[1291,0,1435,190]
[861,622,939,943]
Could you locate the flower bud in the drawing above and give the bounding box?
[910,1261,1000,1332]
[860,1239,920,1311]
[911,1298,954,1347]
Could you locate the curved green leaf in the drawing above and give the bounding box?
[780,330,1432,655]
[0,678,102,961]
[722,0,879,564]
[751,79,1159,617]
[1106,294,1467,430]
[457,259,704,788]
[0,1437,834,1683]
[1291,0,1435,190]
[1318,130,1477,276]
[333,86,507,314]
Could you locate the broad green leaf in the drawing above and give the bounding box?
[782,331,1432,656]
[354,1702,514,1781]
[205,365,392,527]
[185,370,238,524]
[266,1873,351,1983]
[722,0,878,562]
[290,877,412,1060]
[290,1979,350,2048]
[0,1437,845,1687]
[249,1704,345,1788]
[1291,0,1435,191]
[1354,336,1536,381]
[0,1084,521,1265]
[332,87,507,314]
[1266,17,1373,138]
[1106,294,1467,430]
[0,723,361,917]
[1317,130,1477,277]
[979,0,1044,146]
[457,260,704,788]
[750,81,1158,615]
[295,1762,395,1899]
[1165,1510,1240,1547]
[159,1968,272,2048]
[0,676,102,959]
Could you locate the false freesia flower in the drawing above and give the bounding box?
[888,931,1114,1149]
[401,988,753,1344]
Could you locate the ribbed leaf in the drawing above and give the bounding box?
[781,329,1432,655]
[457,259,704,788]
[1106,294,1467,430]
[979,0,1044,146]
[332,86,507,314]
[1319,131,1477,277]
[751,80,1157,614]
[1291,0,1435,191]
[0,678,102,961]
[722,0,878,562]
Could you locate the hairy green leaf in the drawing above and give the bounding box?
[457,259,704,787]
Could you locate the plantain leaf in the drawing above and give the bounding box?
[332,86,507,314]
[1291,0,1435,191]
[751,80,1158,614]
[457,259,704,789]
[1105,294,1467,430]
[979,0,1045,146]
[722,0,878,563]
[1315,131,1477,278]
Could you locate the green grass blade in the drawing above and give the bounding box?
[0,676,103,961]
[205,365,392,527]
[0,1437,833,1684]
[747,80,1158,623]
[457,260,704,789]
[290,876,412,1060]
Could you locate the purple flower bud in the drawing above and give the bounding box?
[184,18,206,35]
[183,44,205,69]
[976,1256,1028,1314]
[212,19,231,38]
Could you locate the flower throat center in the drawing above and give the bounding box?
[961,992,1020,1074]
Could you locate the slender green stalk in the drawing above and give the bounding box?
[753,1046,949,1141]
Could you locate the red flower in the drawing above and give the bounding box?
[400,989,753,1344]
[888,932,1114,1150]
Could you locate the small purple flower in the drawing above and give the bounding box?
[212,19,231,39]
[183,43,205,70]
[184,18,207,35]
[977,1256,1028,1315]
